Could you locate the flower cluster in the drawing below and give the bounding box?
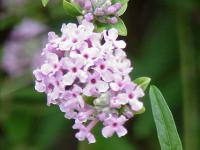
[33,20,144,143]
[73,0,123,24]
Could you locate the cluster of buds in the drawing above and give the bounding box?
[72,0,123,24]
[33,20,144,143]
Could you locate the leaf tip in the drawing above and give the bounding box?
[134,77,151,91]
[42,0,49,7]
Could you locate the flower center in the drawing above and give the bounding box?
[91,78,96,84]
[72,38,77,43]
[100,64,105,70]
[54,64,57,68]
[128,94,133,99]
[72,67,77,73]
[112,122,118,127]
[72,93,77,97]
[76,49,81,54]
[83,54,89,59]
[86,39,92,48]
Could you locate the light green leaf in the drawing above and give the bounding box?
[41,0,49,7]
[112,18,127,36]
[112,0,129,16]
[112,0,128,4]
[117,3,128,16]
[96,18,127,36]
[134,77,151,91]
[63,0,82,17]
[149,85,183,150]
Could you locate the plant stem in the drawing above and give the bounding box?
[176,11,198,150]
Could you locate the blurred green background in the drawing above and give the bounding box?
[0,0,199,150]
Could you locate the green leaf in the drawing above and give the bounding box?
[41,0,49,7]
[63,0,82,17]
[149,85,183,150]
[117,3,128,16]
[96,18,127,36]
[112,0,128,4]
[134,77,151,91]
[112,0,129,16]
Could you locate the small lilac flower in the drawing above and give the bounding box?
[83,72,109,96]
[62,58,88,85]
[40,53,60,75]
[94,59,114,82]
[102,115,128,138]
[116,84,144,111]
[46,71,65,105]
[104,28,126,49]
[61,85,85,108]
[73,121,97,143]
[110,75,131,92]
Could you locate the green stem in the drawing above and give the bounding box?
[176,11,198,150]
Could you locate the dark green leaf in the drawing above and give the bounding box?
[134,77,151,91]
[149,85,183,150]
[63,0,82,17]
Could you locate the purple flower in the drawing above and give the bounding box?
[73,120,97,143]
[115,84,144,111]
[62,57,88,86]
[83,71,109,96]
[102,115,128,138]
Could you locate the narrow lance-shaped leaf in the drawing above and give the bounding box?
[63,0,82,17]
[149,85,183,150]
[41,0,49,7]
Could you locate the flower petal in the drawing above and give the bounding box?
[63,72,76,85]
[116,126,127,137]
[96,81,109,93]
[102,126,114,138]
[129,99,143,111]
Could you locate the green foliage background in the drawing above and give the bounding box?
[0,0,199,149]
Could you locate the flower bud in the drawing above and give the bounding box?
[108,17,118,24]
[84,13,94,22]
